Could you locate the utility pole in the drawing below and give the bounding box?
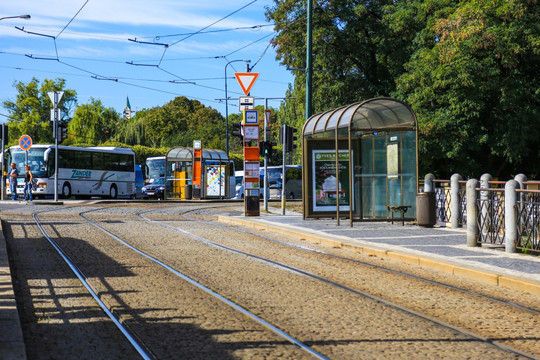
[305,0,313,121]
[48,91,64,202]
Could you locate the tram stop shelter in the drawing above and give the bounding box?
[302,98,418,225]
[165,147,234,200]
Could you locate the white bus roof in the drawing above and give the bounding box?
[9,144,134,154]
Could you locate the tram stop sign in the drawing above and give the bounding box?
[19,134,32,151]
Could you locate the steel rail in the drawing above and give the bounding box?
[131,205,538,359]
[32,211,153,360]
[178,208,540,316]
[78,209,330,360]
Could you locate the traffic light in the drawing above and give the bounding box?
[279,125,298,152]
[57,124,68,142]
[268,141,277,158]
[232,122,243,141]
[286,126,298,152]
[1,124,8,145]
[259,141,268,156]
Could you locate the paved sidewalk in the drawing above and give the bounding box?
[219,210,540,297]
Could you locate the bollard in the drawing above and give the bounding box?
[424,173,435,193]
[505,180,518,253]
[450,173,462,229]
[466,179,479,247]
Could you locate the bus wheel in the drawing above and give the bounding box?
[110,184,118,199]
[62,182,71,199]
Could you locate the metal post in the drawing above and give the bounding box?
[224,59,250,157]
[264,99,268,212]
[504,180,518,253]
[450,173,462,228]
[281,124,286,215]
[1,126,4,201]
[54,119,59,202]
[466,179,479,247]
[305,0,313,120]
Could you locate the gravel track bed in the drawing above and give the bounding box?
[3,203,539,359]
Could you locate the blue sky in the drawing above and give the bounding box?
[0,0,295,120]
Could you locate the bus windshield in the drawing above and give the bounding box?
[8,148,49,177]
[145,157,165,183]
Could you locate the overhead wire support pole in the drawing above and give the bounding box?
[224,59,250,157]
[305,0,313,121]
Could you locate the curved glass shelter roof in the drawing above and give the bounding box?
[303,97,416,136]
[166,147,228,162]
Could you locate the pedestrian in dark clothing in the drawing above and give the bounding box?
[24,164,33,201]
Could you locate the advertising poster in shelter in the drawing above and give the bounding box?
[206,165,225,197]
[312,150,352,211]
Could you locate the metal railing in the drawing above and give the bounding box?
[476,188,505,246]
[516,189,540,254]
[424,173,540,255]
[433,180,450,223]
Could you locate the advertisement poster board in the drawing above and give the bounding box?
[206,165,225,197]
[312,150,353,212]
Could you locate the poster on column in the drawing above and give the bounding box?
[206,165,226,197]
[312,150,353,212]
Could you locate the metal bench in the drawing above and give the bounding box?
[385,205,411,226]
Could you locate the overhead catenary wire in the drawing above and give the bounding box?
[5,1,289,112]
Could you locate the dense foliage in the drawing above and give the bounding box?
[267,0,540,178]
[4,1,540,178]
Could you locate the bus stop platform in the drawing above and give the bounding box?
[218,210,540,298]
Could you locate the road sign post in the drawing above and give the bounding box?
[48,91,64,202]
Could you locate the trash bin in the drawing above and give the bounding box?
[416,192,436,227]
[184,184,192,199]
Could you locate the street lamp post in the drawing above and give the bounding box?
[1,14,30,200]
[0,14,31,21]
[225,59,250,157]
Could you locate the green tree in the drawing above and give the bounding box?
[267,0,410,118]
[65,98,120,145]
[394,0,540,178]
[2,78,77,145]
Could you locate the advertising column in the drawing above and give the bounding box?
[243,109,260,216]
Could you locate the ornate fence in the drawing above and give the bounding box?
[423,174,539,255]
[516,189,540,253]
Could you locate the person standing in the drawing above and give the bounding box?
[23,164,33,201]
[8,162,18,201]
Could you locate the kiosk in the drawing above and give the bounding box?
[302,98,418,226]
[165,147,234,200]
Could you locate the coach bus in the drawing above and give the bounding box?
[6,144,136,199]
[144,156,165,184]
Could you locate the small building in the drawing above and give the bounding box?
[302,98,418,225]
[165,147,235,200]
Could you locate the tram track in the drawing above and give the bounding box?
[10,202,538,359]
[134,205,540,359]
[29,204,327,359]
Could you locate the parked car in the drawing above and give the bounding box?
[141,177,166,199]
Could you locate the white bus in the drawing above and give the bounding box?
[144,156,165,184]
[6,144,136,199]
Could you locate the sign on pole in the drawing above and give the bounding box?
[19,134,32,151]
[47,91,64,106]
[239,96,254,112]
[234,73,259,96]
[243,110,258,125]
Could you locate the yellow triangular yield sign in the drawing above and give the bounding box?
[234,72,259,95]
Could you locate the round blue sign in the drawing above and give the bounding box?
[19,135,32,150]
